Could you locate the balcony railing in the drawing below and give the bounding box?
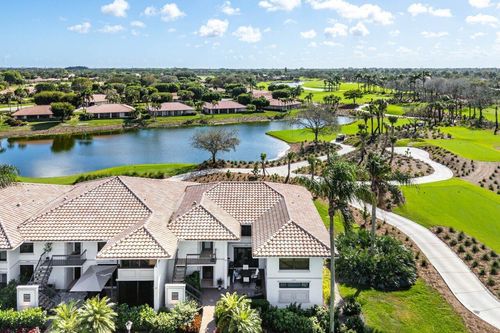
[43,250,87,267]
[177,249,216,266]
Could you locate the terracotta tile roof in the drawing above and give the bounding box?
[12,105,53,117]
[85,103,134,114]
[0,183,71,249]
[91,94,107,103]
[203,100,246,110]
[18,177,152,241]
[268,98,301,107]
[149,102,194,112]
[205,182,282,224]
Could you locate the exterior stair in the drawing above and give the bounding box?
[173,264,187,283]
[28,251,56,309]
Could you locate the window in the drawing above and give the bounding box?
[19,243,34,254]
[19,265,34,284]
[0,274,7,288]
[241,225,252,237]
[97,242,107,252]
[120,260,156,268]
[73,242,81,255]
[171,291,179,301]
[279,258,310,270]
[23,294,31,303]
[0,251,6,261]
[233,247,259,268]
[279,282,310,288]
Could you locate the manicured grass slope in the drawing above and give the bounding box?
[339,280,467,333]
[19,163,197,185]
[395,178,500,251]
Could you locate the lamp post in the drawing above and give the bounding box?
[125,320,133,333]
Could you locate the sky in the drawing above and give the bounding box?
[0,0,499,68]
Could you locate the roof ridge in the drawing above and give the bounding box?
[0,218,12,249]
[198,203,239,239]
[254,219,293,254]
[134,226,170,256]
[115,176,153,214]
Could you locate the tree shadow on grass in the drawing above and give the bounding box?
[30,121,60,131]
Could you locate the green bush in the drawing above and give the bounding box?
[115,303,155,332]
[215,293,262,333]
[336,230,417,290]
[184,271,201,291]
[0,307,47,330]
[0,280,18,309]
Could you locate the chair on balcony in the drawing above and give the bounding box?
[251,268,259,282]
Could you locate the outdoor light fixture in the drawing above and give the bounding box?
[125,320,133,333]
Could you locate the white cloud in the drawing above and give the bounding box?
[308,41,318,47]
[465,14,498,27]
[68,22,91,34]
[160,3,185,21]
[421,31,448,38]
[259,0,301,11]
[496,31,500,43]
[233,25,262,42]
[324,23,348,37]
[389,29,400,37]
[469,0,492,8]
[101,0,129,17]
[221,1,241,15]
[470,32,486,39]
[307,0,393,25]
[199,19,229,37]
[323,40,343,46]
[168,28,176,33]
[131,20,145,28]
[300,29,317,38]
[284,18,297,25]
[350,22,369,36]
[143,6,157,16]
[407,3,452,17]
[99,24,125,33]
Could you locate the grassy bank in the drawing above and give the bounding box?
[19,163,197,185]
[395,178,500,251]
[339,279,467,333]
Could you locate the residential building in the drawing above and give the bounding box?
[252,90,302,111]
[203,100,247,114]
[148,102,196,117]
[0,177,329,310]
[84,103,135,119]
[11,105,53,120]
[90,94,108,106]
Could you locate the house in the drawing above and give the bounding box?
[148,102,195,117]
[203,100,247,114]
[252,90,302,111]
[90,94,108,106]
[0,177,329,311]
[84,103,135,119]
[11,105,53,120]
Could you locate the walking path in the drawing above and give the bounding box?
[172,142,500,329]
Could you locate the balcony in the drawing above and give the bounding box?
[42,250,87,267]
[177,249,216,266]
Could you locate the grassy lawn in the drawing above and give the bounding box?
[394,178,500,251]
[425,127,500,162]
[339,280,467,333]
[19,163,197,185]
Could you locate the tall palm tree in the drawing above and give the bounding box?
[78,296,117,333]
[307,155,319,180]
[365,153,411,248]
[50,301,80,333]
[299,157,368,333]
[0,164,17,188]
[227,306,262,333]
[260,153,267,177]
[215,293,252,332]
[285,151,296,183]
[387,116,399,164]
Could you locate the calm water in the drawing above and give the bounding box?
[0,117,352,177]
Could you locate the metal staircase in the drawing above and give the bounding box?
[28,252,56,309]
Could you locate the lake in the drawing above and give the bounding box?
[0,117,352,177]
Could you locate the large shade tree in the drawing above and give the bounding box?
[0,165,17,188]
[293,105,338,146]
[191,128,240,164]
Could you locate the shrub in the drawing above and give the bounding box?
[0,307,47,330]
[115,303,155,332]
[487,278,495,286]
[458,245,465,253]
[472,261,478,268]
[482,253,490,261]
[0,280,18,309]
[336,230,417,290]
[184,271,201,291]
[342,297,361,317]
[215,293,262,333]
[464,253,473,261]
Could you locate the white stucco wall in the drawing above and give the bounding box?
[265,257,324,308]
[154,259,170,310]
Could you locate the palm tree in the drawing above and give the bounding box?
[260,153,267,177]
[0,164,17,188]
[387,116,398,164]
[50,301,80,333]
[215,293,252,332]
[285,151,296,183]
[307,154,319,180]
[365,153,411,248]
[299,157,368,333]
[78,296,117,333]
[227,306,262,333]
[305,92,314,104]
[357,124,368,165]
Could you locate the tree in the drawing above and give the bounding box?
[299,157,368,333]
[50,301,80,333]
[191,128,240,164]
[271,89,291,99]
[237,93,252,105]
[285,151,295,183]
[343,89,364,105]
[305,93,314,104]
[365,153,411,248]
[215,293,261,333]
[78,296,117,333]
[51,102,75,121]
[387,115,399,164]
[71,77,93,93]
[260,153,267,177]
[294,106,338,146]
[307,155,319,180]
[2,70,23,84]
[202,91,222,103]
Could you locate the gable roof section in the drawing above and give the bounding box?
[0,183,70,249]
[204,182,282,224]
[18,177,152,241]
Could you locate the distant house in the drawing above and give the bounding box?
[148,102,195,117]
[85,103,135,119]
[12,105,53,120]
[90,94,108,106]
[203,100,247,114]
[252,90,301,111]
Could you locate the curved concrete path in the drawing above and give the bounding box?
[171,143,500,329]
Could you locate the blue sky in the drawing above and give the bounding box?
[1,0,499,68]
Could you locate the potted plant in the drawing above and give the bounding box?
[43,242,52,259]
[217,278,223,290]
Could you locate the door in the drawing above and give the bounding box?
[202,266,213,280]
